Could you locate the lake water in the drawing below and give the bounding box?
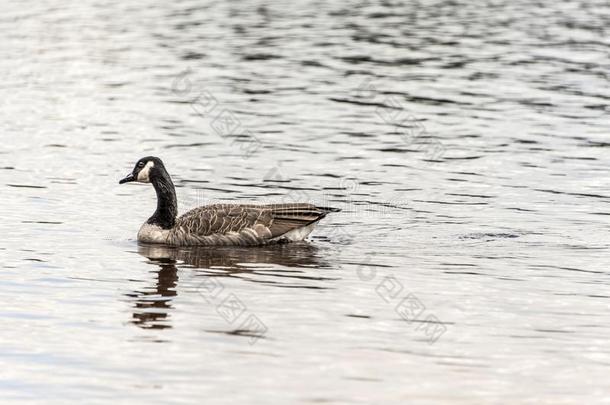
[1,0,610,403]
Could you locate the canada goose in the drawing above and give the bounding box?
[119,156,340,246]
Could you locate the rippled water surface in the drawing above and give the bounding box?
[2,0,610,403]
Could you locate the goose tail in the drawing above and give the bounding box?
[316,206,341,214]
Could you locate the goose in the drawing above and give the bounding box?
[119,156,340,246]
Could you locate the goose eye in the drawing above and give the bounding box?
[138,162,145,168]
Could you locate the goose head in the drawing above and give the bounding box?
[119,156,178,230]
[119,156,165,184]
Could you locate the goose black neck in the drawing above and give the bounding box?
[148,169,178,229]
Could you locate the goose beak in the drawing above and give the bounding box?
[119,173,136,184]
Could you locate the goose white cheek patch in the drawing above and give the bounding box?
[137,161,155,183]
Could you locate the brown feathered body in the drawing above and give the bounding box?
[138,203,338,246]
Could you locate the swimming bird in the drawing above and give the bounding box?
[119,157,340,246]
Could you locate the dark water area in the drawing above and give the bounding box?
[1,0,610,403]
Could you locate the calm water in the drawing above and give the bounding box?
[2,0,610,403]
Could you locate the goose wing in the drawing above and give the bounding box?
[169,203,337,246]
[262,203,337,237]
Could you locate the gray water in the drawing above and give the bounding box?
[2,0,610,403]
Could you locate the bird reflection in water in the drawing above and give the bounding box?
[126,257,178,330]
[129,242,334,330]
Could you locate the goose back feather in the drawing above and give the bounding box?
[168,203,336,246]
